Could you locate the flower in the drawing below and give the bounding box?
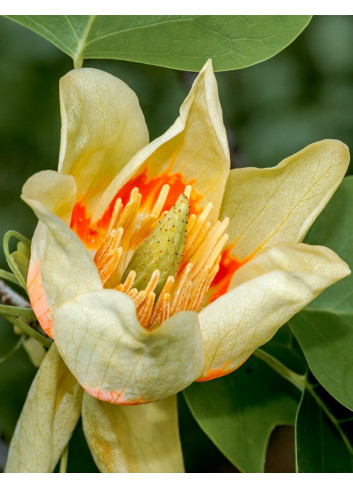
[6,60,350,473]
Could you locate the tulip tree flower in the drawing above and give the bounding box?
[5,60,350,473]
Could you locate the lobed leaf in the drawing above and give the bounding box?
[290,177,353,410]
[184,356,299,473]
[296,389,353,472]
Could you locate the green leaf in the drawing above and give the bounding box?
[5,15,312,71]
[183,356,299,473]
[3,230,31,291]
[290,176,353,410]
[262,324,307,375]
[296,389,353,472]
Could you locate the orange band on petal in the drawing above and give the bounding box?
[83,385,151,405]
[27,259,53,338]
[70,202,101,248]
[196,357,249,382]
[70,166,203,249]
[209,244,261,302]
[98,166,203,230]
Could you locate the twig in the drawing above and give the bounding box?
[0,279,30,308]
[0,279,51,344]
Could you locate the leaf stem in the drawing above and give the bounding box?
[3,315,52,348]
[254,348,305,392]
[0,269,19,286]
[339,416,353,425]
[304,382,353,455]
[0,335,25,364]
[0,304,36,318]
[72,15,96,68]
[254,348,353,456]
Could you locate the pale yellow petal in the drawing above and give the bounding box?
[23,337,46,367]
[59,67,149,217]
[22,170,77,225]
[82,393,184,473]
[221,140,349,261]
[96,59,230,224]
[52,290,204,403]
[22,171,102,336]
[198,242,350,380]
[5,345,83,473]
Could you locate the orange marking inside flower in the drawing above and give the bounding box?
[210,243,264,301]
[70,166,203,249]
[98,166,203,229]
[27,259,53,338]
[208,244,243,302]
[70,201,101,248]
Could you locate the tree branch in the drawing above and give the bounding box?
[0,279,30,308]
[0,279,51,343]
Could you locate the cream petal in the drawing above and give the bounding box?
[82,393,184,473]
[52,290,204,403]
[22,171,102,336]
[221,140,349,261]
[198,242,350,380]
[22,170,77,225]
[59,67,149,217]
[5,345,83,473]
[96,59,230,224]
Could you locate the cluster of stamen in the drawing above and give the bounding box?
[93,184,229,329]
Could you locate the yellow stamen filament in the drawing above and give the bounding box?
[185,213,197,237]
[151,184,170,216]
[94,184,229,328]
[183,202,213,257]
[107,198,123,235]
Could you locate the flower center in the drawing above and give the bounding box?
[93,183,229,329]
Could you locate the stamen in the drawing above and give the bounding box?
[115,270,136,293]
[182,221,211,264]
[171,263,193,315]
[151,184,170,216]
[184,185,192,199]
[137,292,156,328]
[118,188,141,251]
[190,218,229,278]
[107,198,122,235]
[135,290,147,307]
[130,216,158,249]
[178,280,192,312]
[183,202,213,255]
[144,270,160,294]
[99,247,123,287]
[185,214,197,236]
[94,228,124,286]
[94,182,229,329]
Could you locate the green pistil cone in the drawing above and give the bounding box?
[122,193,189,297]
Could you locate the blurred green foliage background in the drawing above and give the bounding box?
[1,15,353,472]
